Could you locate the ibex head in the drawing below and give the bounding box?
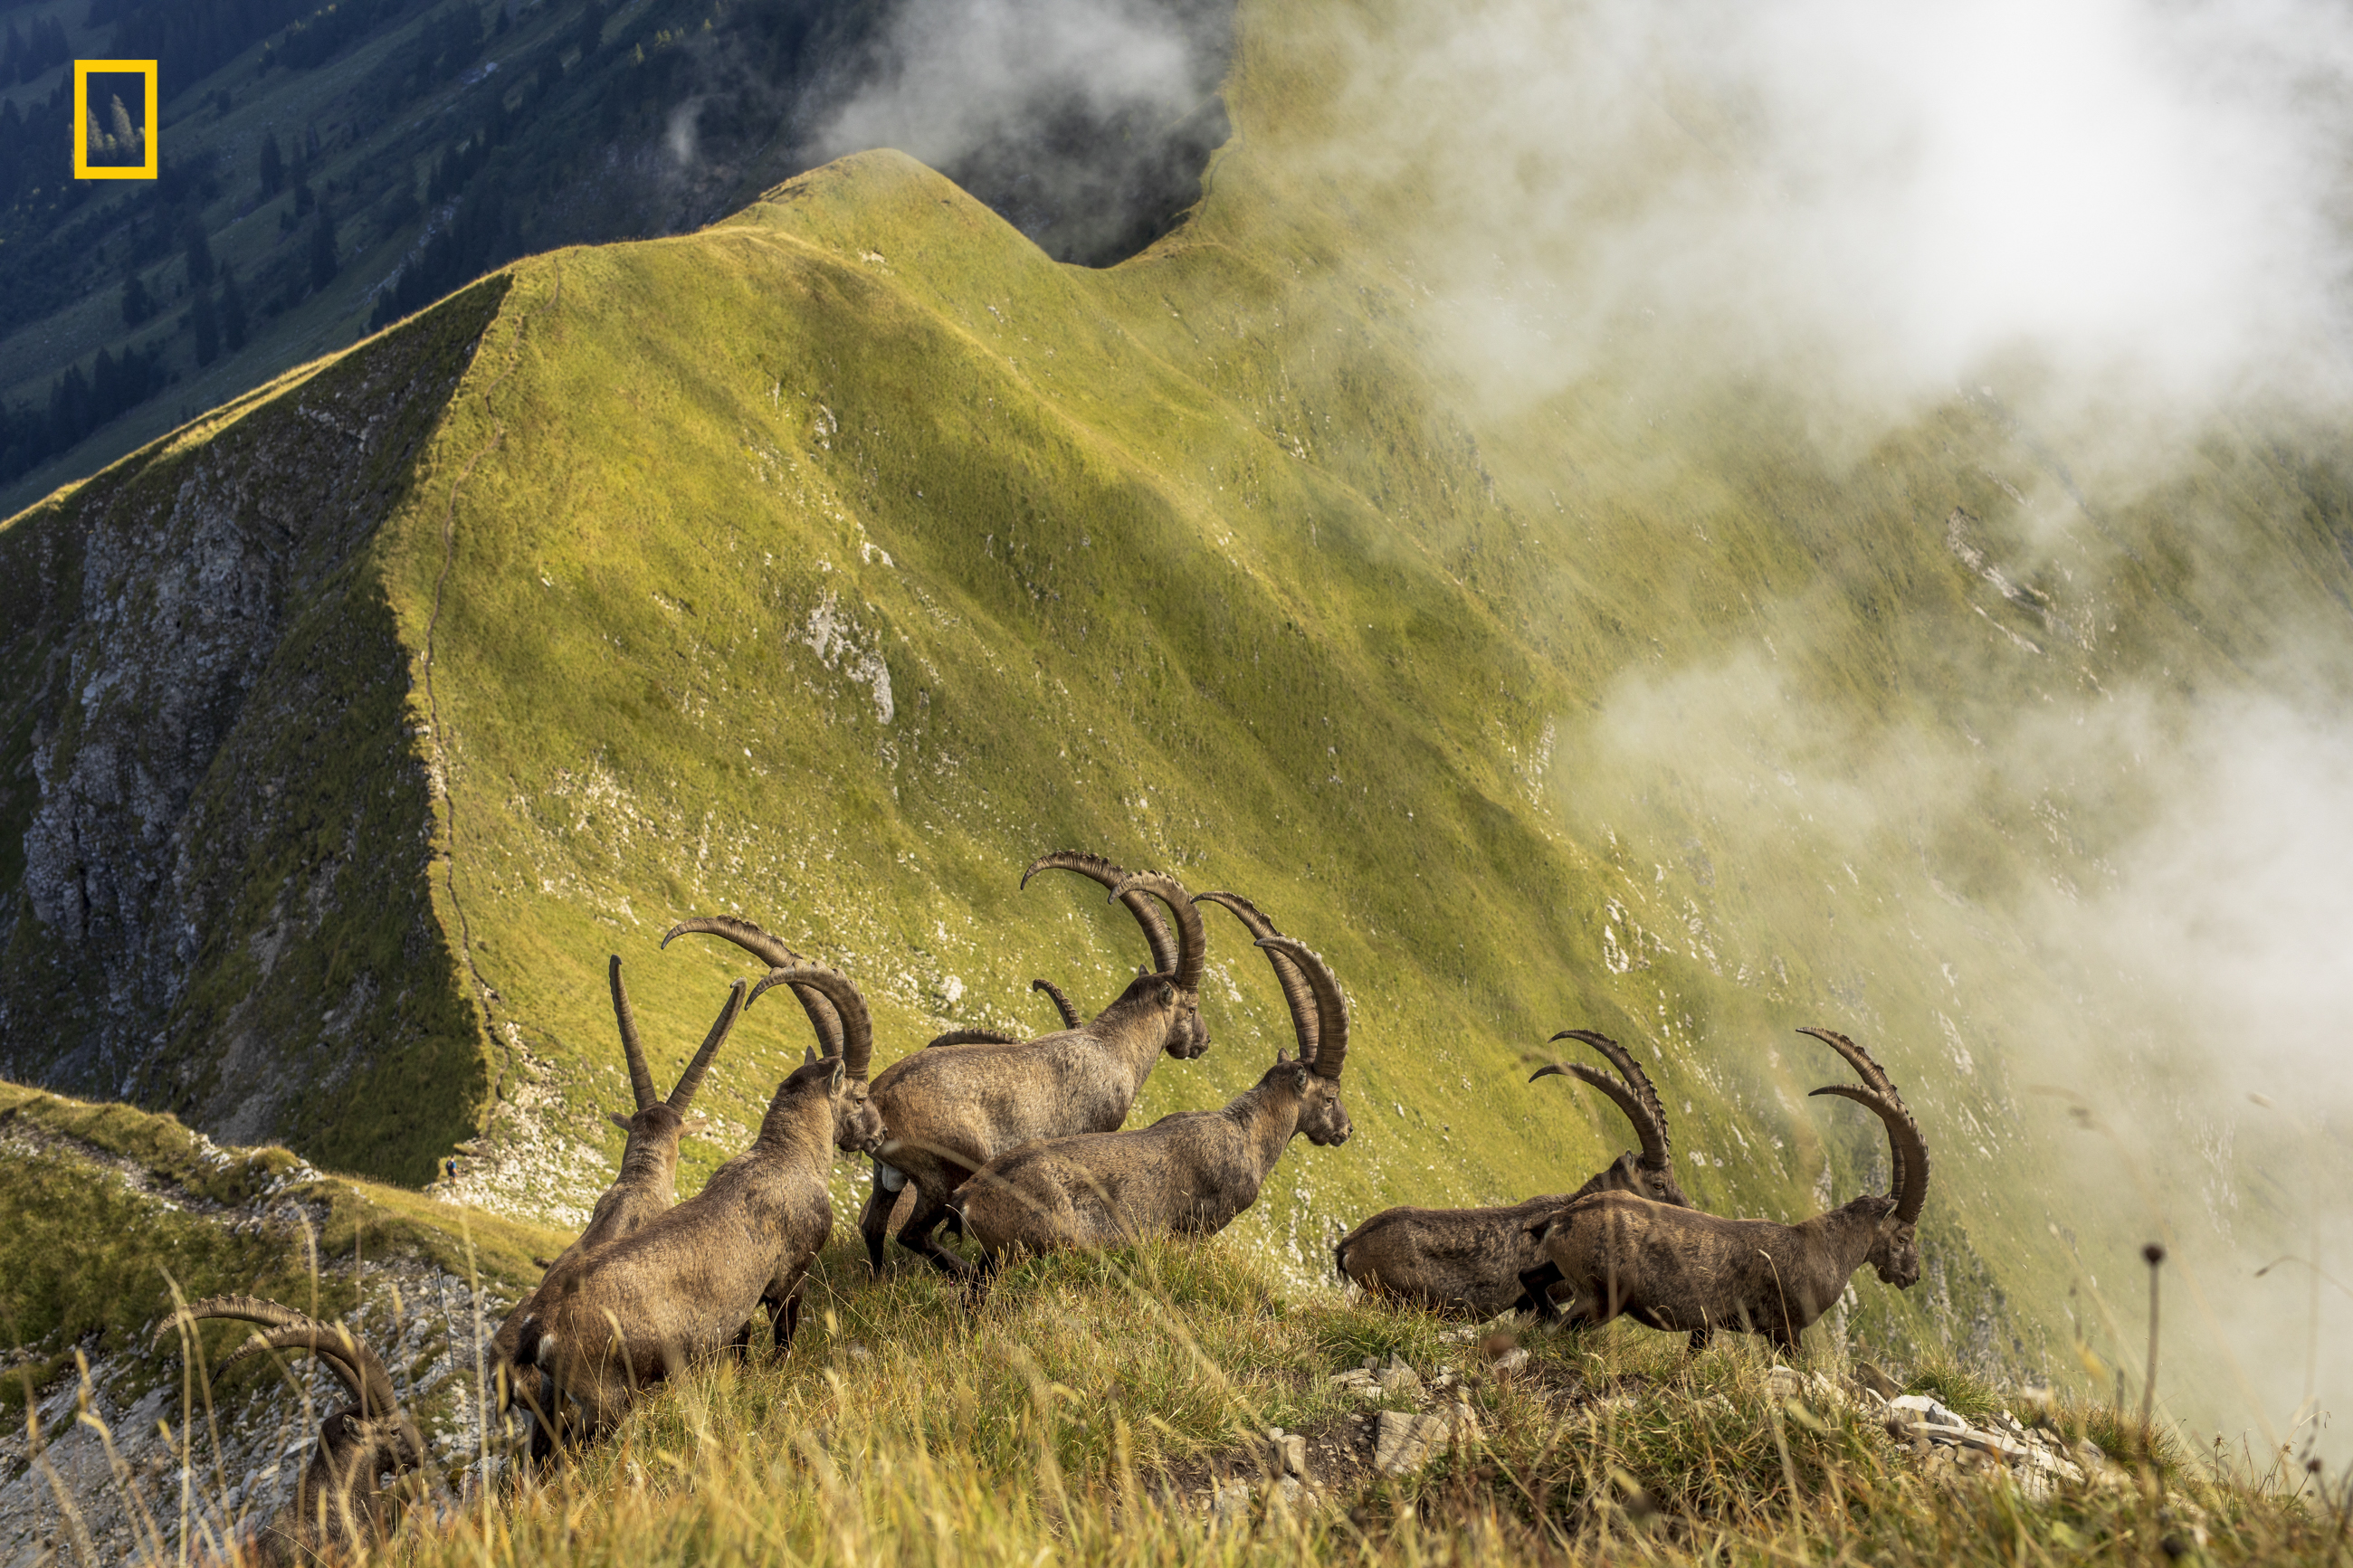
[605,957,745,1176]
[1532,1029,1688,1207]
[1253,934,1352,1146]
[750,962,885,1154]
[1803,1028,1929,1288]
[1024,853,1210,1059]
[1866,1194,1919,1287]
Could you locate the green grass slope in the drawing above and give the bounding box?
[0,1078,561,1402]
[4,0,2348,1434]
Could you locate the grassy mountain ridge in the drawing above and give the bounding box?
[3,0,2348,1454]
[0,0,1234,516]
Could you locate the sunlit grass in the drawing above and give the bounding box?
[296,1236,2346,1566]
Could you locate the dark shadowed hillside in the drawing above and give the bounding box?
[0,0,1235,515]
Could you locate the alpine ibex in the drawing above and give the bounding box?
[670,852,1213,1276]
[957,930,1352,1266]
[157,1297,429,1565]
[926,977,1083,1048]
[1520,1030,1929,1353]
[516,964,882,1445]
[489,956,746,1439]
[1332,1029,1688,1317]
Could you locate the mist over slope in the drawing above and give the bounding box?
[2,0,2348,1465]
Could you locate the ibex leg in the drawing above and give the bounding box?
[1517,1265,1567,1323]
[858,1174,896,1276]
[897,1190,976,1276]
[762,1286,804,1354]
[1513,1259,1565,1316]
[521,1373,559,1467]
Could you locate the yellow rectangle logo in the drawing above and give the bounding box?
[74,60,158,180]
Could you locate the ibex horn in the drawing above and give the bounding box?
[161,1297,402,1421]
[1022,851,1178,977]
[1809,1084,1930,1225]
[1196,891,1318,1062]
[1031,977,1081,1031]
[1255,936,1348,1079]
[1798,1027,1906,1107]
[1802,1028,1910,1198]
[750,964,874,1081]
[666,980,746,1113]
[609,956,658,1113]
[663,916,845,1060]
[1545,1029,1672,1170]
[1106,870,1204,993]
[1533,1065,1668,1174]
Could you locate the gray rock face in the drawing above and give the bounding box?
[0,277,512,1182]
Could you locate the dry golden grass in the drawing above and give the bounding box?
[104,1233,2344,1567]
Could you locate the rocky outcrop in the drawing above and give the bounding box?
[0,276,511,1183]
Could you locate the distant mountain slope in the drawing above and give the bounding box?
[0,0,1233,515]
[3,0,2348,1428]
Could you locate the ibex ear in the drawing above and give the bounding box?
[804,1045,818,1066]
[607,1111,633,1133]
[1275,1049,1291,1065]
[827,1057,846,1093]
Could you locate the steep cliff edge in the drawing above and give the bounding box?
[0,277,512,1183]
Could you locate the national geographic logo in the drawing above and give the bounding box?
[73,60,157,180]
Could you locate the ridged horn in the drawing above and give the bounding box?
[1106,870,1204,993]
[1022,851,1177,976]
[1801,1028,1908,1196]
[160,1297,400,1420]
[1031,977,1081,1031]
[928,1028,1019,1049]
[1533,1066,1667,1174]
[609,956,657,1112]
[667,980,745,1112]
[1810,1084,1930,1225]
[750,964,873,1081]
[1255,936,1347,1079]
[664,915,844,1059]
[1196,891,1318,1061]
[1798,1027,1905,1106]
[1546,1029,1672,1170]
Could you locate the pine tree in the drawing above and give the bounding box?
[110,93,138,162]
[259,131,283,198]
[184,221,215,288]
[308,205,339,292]
[192,285,220,366]
[221,267,247,352]
[120,266,156,327]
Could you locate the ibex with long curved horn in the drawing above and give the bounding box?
[668,851,1212,1276]
[485,956,748,1449]
[957,927,1349,1268]
[516,965,883,1445]
[157,1297,430,1565]
[1332,1029,1689,1317]
[1520,1030,1929,1353]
